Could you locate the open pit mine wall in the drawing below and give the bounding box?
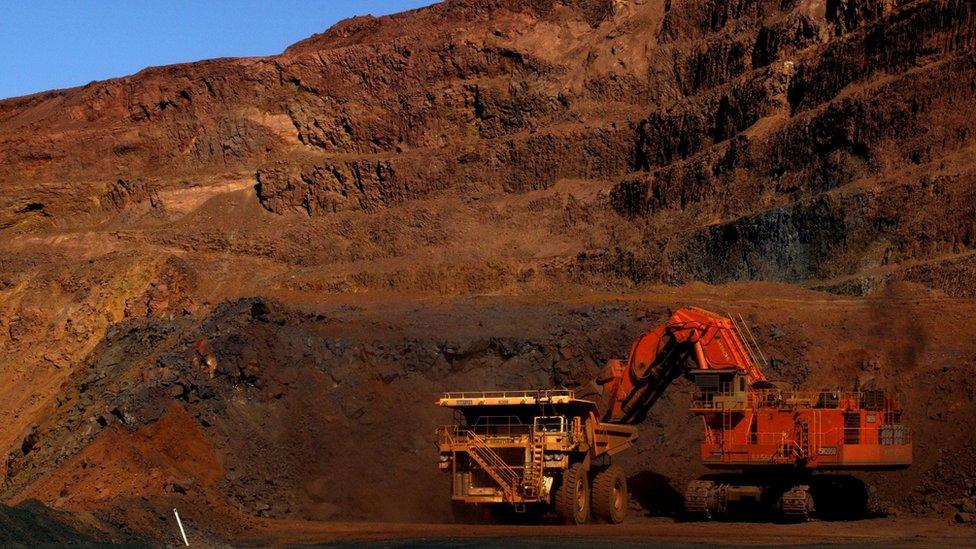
[1,0,973,293]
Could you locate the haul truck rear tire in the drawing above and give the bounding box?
[555,463,590,524]
[592,465,627,523]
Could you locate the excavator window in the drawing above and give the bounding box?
[696,373,719,393]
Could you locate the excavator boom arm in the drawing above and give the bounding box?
[586,307,766,424]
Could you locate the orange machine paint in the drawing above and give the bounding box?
[586,306,910,518]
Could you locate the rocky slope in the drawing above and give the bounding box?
[1,0,975,542]
[0,499,130,546]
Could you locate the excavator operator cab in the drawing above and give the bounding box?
[690,370,749,411]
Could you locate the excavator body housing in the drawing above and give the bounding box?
[690,370,911,470]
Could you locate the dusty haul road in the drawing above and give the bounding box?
[235,517,976,547]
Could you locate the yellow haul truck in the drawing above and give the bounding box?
[435,389,638,524]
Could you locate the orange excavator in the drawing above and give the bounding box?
[582,306,911,519]
[436,307,911,522]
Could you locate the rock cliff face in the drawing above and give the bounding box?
[1,0,975,542]
[2,0,973,291]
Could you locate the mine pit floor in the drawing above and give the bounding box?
[237,517,976,548]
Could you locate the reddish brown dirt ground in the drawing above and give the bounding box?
[1,0,976,544]
[246,517,976,547]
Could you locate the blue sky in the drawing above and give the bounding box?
[0,1,437,100]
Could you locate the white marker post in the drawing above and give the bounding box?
[173,508,189,546]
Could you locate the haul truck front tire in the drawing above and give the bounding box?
[555,462,590,524]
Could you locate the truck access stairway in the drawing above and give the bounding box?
[463,430,521,502]
[521,437,545,498]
